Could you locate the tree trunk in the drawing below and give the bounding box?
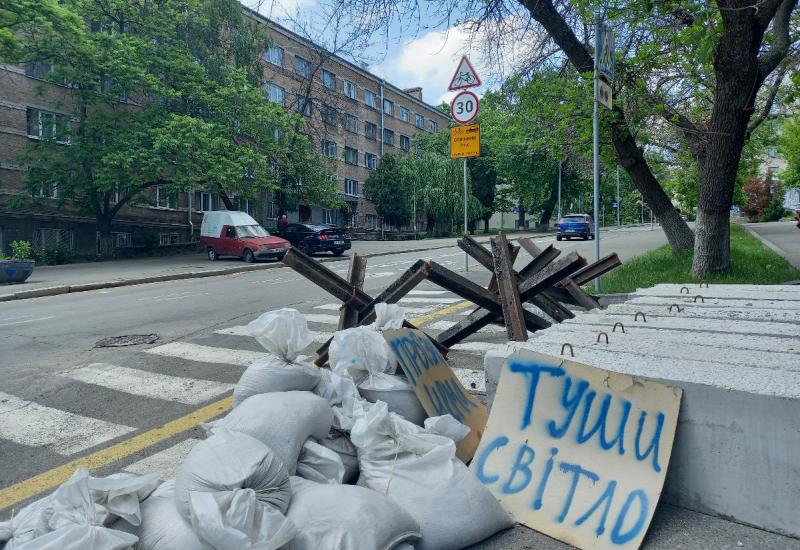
[219,191,235,211]
[96,217,114,259]
[539,173,559,227]
[483,215,490,233]
[517,203,526,229]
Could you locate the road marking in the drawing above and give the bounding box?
[0,303,469,511]
[0,316,55,328]
[146,342,266,367]
[0,397,232,511]
[365,271,395,279]
[450,341,505,353]
[215,326,331,342]
[306,312,342,324]
[59,364,234,405]
[427,320,505,333]
[407,290,448,295]
[315,304,344,311]
[123,438,201,478]
[0,392,134,456]
[399,297,462,304]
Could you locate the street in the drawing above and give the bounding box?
[1,226,665,514]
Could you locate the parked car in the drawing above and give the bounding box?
[556,214,594,241]
[276,223,351,256]
[200,211,290,262]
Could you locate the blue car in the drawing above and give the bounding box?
[556,214,594,241]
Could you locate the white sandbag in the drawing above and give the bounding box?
[4,469,137,550]
[88,472,160,527]
[296,440,345,484]
[247,308,313,359]
[351,403,514,550]
[285,477,422,550]
[174,429,292,520]
[313,368,365,432]
[372,303,405,330]
[317,430,359,484]
[110,480,202,550]
[205,392,333,475]
[358,374,427,426]
[0,496,51,547]
[423,414,471,444]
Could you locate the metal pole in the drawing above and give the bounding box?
[463,158,469,272]
[413,176,417,239]
[616,164,620,226]
[557,162,562,221]
[592,19,601,292]
[650,209,654,230]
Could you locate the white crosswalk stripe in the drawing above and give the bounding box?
[398,297,462,304]
[427,320,505,334]
[0,391,134,455]
[146,342,267,367]
[304,313,341,324]
[215,326,331,342]
[124,438,201,478]
[407,290,448,295]
[59,364,234,405]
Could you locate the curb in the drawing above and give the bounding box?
[741,224,800,272]
[0,234,550,302]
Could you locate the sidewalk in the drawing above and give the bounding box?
[744,220,800,270]
[0,231,548,302]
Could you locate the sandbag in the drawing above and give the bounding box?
[234,309,321,406]
[173,429,293,548]
[372,303,405,330]
[313,368,365,432]
[205,392,333,475]
[88,472,160,527]
[358,375,427,427]
[351,404,514,550]
[296,439,345,484]
[110,480,202,550]
[285,477,422,550]
[317,430,359,484]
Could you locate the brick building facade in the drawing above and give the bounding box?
[0,9,449,256]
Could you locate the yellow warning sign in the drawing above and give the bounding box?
[450,124,480,159]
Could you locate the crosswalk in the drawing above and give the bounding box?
[1,287,523,504]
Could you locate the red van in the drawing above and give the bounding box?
[200,211,290,262]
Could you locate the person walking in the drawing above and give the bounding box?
[277,213,288,232]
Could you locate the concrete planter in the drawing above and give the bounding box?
[1,259,35,284]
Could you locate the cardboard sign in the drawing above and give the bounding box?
[384,328,488,462]
[471,350,681,550]
[450,124,480,159]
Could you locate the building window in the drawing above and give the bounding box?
[383,99,394,116]
[293,55,311,78]
[366,214,378,229]
[344,114,358,133]
[344,146,358,165]
[365,152,377,170]
[400,107,409,122]
[113,232,132,248]
[195,191,214,212]
[322,69,336,90]
[26,107,69,143]
[364,89,377,109]
[159,233,180,245]
[154,186,177,209]
[322,208,335,225]
[266,82,285,105]
[25,61,54,79]
[364,121,377,140]
[428,120,437,132]
[320,103,337,125]
[326,174,338,185]
[383,128,394,146]
[343,80,357,99]
[415,142,422,155]
[264,46,284,67]
[345,179,358,196]
[767,146,778,158]
[322,139,337,158]
[767,166,779,182]
[415,113,424,128]
[400,135,410,151]
[295,95,312,116]
[34,228,74,253]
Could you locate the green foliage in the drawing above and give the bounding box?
[779,117,800,190]
[743,177,785,222]
[10,240,33,260]
[38,244,73,265]
[598,225,800,293]
[363,154,412,227]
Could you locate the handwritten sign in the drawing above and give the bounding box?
[471,350,681,550]
[384,328,488,462]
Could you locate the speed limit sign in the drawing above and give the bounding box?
[450,90,479,124]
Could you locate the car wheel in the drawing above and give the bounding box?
[243,249,255,263]
[332,248,345,256]
[207,247,218,261]
[276,253,286,262]
[583,235,589,240]
[556,235,562,241]
[299,242,312,256]
[590,234,595,240]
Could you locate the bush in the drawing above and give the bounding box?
[762,183,786,222]
[742,177,785,222]
[38,245,73,265]
[10,240,33,260]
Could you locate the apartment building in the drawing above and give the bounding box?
[0,9,449,256]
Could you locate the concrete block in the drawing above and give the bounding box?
[0,293,16,302]
[12,286,70,299]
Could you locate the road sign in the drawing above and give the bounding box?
[450,90,480,124]
[596,23,615,81]
[448,56,481,91]
[612,201,618,208]
[450,124,480,158]
[598,78,612,110]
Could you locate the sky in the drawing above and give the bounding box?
[239,0,501,106]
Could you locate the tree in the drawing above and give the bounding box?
[10,0,333,256]
[780,117,800,189]
[363,153,413,228]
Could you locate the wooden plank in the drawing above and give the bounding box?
[337,254,367,329]
[490,234,528,341]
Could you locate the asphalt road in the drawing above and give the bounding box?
[0,226,668,517]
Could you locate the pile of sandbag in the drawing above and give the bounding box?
[2,306,513,550]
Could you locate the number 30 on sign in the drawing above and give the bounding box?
[451,90,479,124]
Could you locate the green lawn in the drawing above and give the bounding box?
[597,224,800,294]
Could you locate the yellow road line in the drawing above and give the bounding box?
[0,301,470,510]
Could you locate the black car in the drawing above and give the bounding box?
[276,223,352,256]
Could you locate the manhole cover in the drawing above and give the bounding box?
[95,334,159,347]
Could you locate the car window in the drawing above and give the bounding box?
[236,225,269,237]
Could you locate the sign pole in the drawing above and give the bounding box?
[557,161,562,221]
[616,164,620,226]
[464,157,469,272]
[593,19,601,292]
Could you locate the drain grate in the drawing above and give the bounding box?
[95,334,159,347]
